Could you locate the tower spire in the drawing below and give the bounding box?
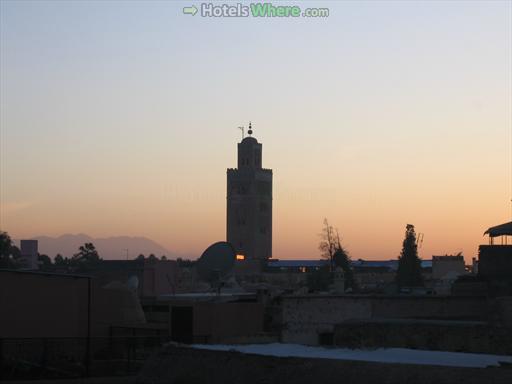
[248,121,253,136]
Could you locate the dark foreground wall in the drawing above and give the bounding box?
[479,245,512,279]
[0,270,145,338]
[334,320,512,355]
[137,344,512,384]
[0,270,90,338]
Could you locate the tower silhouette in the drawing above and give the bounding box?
[227,123,272,261]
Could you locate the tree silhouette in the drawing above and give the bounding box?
[38,254,52,270]
[319,219,337,270]
[0,231,21,269]
[72,242,101,270]
[395,224,424,289]
[54,254,66,266]
[319,219,357,291]
[176,258,195,268]
[0,232,11,256]
[333,247,357,292]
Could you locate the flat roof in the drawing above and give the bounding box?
[0,268,91,279]
[267,260,327,268]
[267,259,432,271]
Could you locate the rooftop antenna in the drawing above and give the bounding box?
[238,126,244,140]
[248,121,253,136]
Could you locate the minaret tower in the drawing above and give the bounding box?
[227,123,273,262]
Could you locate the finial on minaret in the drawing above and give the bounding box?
[248,121,253,136]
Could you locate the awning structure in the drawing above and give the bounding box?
[484,221,512,237]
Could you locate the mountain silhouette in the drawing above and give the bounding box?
[21,234,175,260]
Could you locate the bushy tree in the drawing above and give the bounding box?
[54,253,66,266]
[176,258,195,268]
[319,219,357,291]
[72,242,101,270]
[38,254,52,270]
[395,224,424,289]
[0,231,21,269]
[0,231,11,256]
[333,247,356,292]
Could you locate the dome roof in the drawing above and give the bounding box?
[241,136,258,144]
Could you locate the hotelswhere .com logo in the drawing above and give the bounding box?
[183,3,330,18]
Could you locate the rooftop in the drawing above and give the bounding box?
[0,268,91,279]
[484,221,512,237]
[267,259,433,271]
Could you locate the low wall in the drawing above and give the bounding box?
[0,271,90,338]
[137,344,512,384]
[333,319,512,355]
[192,301,265,343]
[278,295,489,345]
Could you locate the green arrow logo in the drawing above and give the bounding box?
[183,5,198,16]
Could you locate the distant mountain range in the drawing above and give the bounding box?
[17,234,176,260]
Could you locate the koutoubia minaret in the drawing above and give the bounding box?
[227,123,272,262]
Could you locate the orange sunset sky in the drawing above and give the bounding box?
[1,1,511,262]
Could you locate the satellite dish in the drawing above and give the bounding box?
[196,242,236,283]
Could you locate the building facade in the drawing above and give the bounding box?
[432,255,466,280]
[20,239,38,270]
[227,125,272,261]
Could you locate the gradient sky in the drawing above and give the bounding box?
[1,0,511,262]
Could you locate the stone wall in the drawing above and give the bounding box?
[278,295,490,345]
[333,319,512,354]
[191,301,264,343]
